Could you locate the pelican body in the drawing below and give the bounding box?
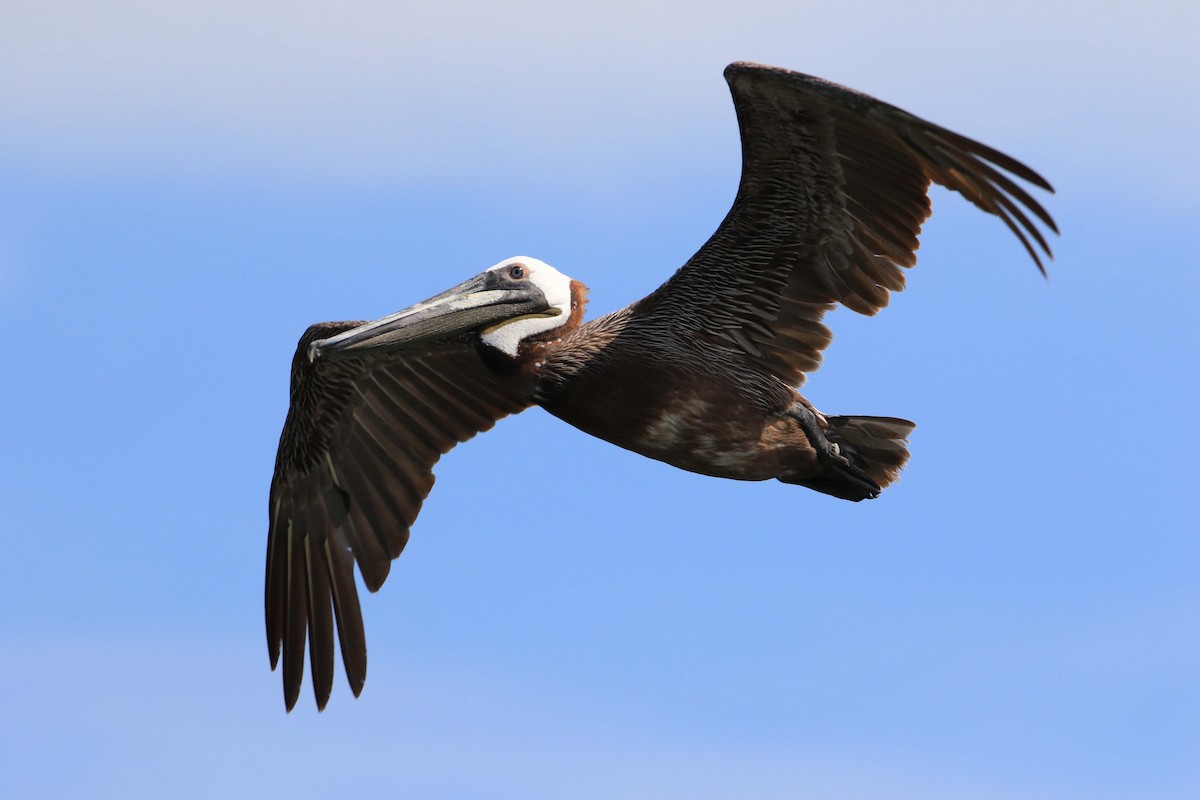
[267,63,1057,710]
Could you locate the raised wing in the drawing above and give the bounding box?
[267,322,530,710]
[633,62,1058,388]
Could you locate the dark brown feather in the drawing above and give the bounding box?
[266,322,531,710]
[304,495,335,710]
[630,62,1057,389]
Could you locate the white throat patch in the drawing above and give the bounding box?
[480,257,573,357]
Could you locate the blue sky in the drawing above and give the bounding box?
[1,2,1197,798]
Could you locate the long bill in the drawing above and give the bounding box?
[309,271,552,361]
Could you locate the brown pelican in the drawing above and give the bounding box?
[266,62,1056,710]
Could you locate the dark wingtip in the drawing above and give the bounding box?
[283,676,302,711]
[1012,161,1055,195]
[312,660,334,712]
[1037,243,1054,279]
[347,658,367,698]
[1041,205,1060,235]
[724,61,774,83]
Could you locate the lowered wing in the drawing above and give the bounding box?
[267,322,530,710]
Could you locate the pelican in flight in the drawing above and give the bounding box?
[267,62,1056,710]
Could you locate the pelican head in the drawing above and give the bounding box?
[311,257,575,361]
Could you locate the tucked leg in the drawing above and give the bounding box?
[784,402,882,500]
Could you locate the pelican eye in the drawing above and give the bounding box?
[507,264,526,280]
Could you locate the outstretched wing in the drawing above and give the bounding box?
[267,322,530,710]
[633,62,1057,388]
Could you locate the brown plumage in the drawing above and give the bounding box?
[267,62,1057,710]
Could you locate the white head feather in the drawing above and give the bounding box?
[479,257,574,357]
